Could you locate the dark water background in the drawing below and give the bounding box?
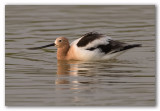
[5,5,156,106]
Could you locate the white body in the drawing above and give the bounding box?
[68,36,126,61]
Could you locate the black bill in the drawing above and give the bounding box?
[28,43,55,50]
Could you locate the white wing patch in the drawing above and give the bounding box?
[81,36,112,49]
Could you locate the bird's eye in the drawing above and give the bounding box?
[59,40,62,42]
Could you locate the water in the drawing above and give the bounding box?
[5,5,156,106]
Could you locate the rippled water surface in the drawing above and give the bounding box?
[5,5,156,106]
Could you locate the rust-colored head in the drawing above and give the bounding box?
[54,37,70,48]
[28,36,70,60]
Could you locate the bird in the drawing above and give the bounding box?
[28,32,141,61]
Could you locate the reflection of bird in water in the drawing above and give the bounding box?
[28,32,141,61]
[55,60,95,85]
[57,60,94,75]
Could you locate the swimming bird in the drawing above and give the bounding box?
[28,32,141,61]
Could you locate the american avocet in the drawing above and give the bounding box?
[28,32,141,61]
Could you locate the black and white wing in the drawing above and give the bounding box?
[76,32,141,54]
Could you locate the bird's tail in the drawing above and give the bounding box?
[111,44,141,53]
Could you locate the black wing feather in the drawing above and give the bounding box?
[77,32,104,47]
[86,40,141,54]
